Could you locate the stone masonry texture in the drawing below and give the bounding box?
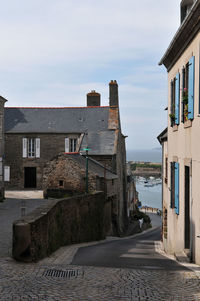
[13,192,105,262]
[5,133,70,190]
[43,153,97,195]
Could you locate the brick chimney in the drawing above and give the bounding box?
[87,91,101,107]
[109,80,118,107]
[0,96,7,201]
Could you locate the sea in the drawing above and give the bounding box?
[135,177,162,210]
[127,148,162,210]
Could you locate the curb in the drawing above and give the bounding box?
[155,241,200,278]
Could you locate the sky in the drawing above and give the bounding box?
[0,0,181,150]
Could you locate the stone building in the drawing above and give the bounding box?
[4,81,128,232]
[126,162,137,216]
[43,153,118,235]
[43,152,118,198]
[159,0,200,264]
[0,96,7,201]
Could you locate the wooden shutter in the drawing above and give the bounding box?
[36,138,40,158]
[188,56,195,120]
[170,80,173,127]
[175,73,180,125]
[170,162,175,208]
[4,166,10,181]
[181,68,185,123]
[174,162,179,215]
[65,138,69,152]
[22,138,27,158]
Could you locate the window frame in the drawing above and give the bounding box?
[69,138,77,153]
[170,161,179,215]
[28,138,36,158]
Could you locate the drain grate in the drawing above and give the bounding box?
[43,269,79,279]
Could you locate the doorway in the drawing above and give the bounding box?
[24,167,37,188]
[184,166,190,249]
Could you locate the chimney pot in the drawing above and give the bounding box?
[87,91,101,107]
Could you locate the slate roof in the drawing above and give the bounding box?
[80,131,117,155]
[5,107,109,133]
[4,106,118,155]
[66,153,118,180]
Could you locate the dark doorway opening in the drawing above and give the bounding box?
[24,167,37,188]
[185,166,190,249]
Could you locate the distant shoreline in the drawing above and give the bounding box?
[129,162,162,177]
[127,149,162,163]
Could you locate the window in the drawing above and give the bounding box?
[169,73,180,126]
[65,137,77,153]
[70,138,77,152]
[59,180,64,187]
[28,138,35,157]
[165,157,168,184]
[181,56,195,122]
[170,79,175,127]
[170,162,179,215]
[22,138,40,158]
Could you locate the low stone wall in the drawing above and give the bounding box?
[13,192,105,262]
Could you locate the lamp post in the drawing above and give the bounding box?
[83,147,90,193]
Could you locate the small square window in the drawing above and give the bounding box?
[59,180,64,187]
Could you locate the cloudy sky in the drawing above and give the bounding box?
[1,0,181,150]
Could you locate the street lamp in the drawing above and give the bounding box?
[83,147,91,193]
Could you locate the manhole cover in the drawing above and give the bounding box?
[43,269,79,279]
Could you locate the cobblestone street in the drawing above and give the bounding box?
[1,255,200,300]
[0,196,200,300]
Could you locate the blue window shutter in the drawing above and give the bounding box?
[170,80,173,127]
[181,68,185,123]
[170,80,173,114]
[188,56,195,120]
[174,162,179,215]
[175,73,180,124]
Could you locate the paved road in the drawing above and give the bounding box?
[0,196,200,301]
[72,227,187,271]
[0,196,47,257]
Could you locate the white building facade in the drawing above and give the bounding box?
[159,0,200,264]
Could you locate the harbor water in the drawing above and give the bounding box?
[135,176,162,210]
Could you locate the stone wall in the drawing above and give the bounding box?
[0,97,7,200]
[5,133,70,189]
[115,130,128,233]
[13,192,105,262]
[43,154,97,196]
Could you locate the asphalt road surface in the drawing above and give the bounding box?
[72,216,187,272]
